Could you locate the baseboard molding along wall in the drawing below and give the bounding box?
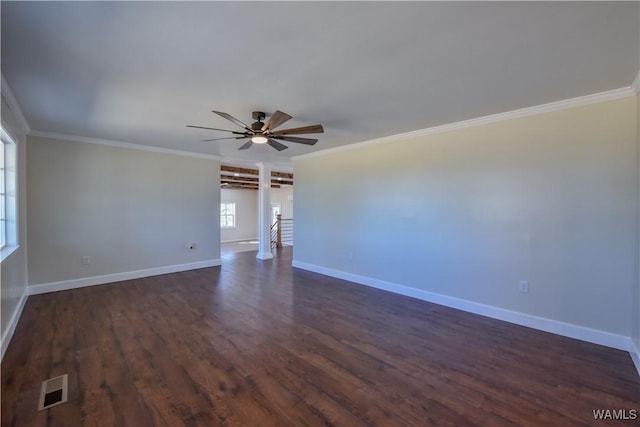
[292,260,636,364]
[1,288,28,361]
[4,257,638,376]
[1,259,222,362]
[28,259,222,295]
[631,341,640,376]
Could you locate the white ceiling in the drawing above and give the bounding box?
[2,2,638,168]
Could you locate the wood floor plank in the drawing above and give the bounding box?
[2,247,639,426]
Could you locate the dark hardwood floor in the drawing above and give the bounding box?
[2,247,639,426]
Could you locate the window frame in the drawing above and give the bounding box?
[0,137,5,249]
[220,202,236,229]
[0,125,17,261]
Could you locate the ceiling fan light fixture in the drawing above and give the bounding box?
[188,109,323,151]
[251,135,268,144]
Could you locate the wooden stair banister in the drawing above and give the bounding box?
[276,214,282,248]
[271,214,293,248]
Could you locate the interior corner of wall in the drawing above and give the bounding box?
[631,65,640,94]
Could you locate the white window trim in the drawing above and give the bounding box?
[0,135,5,249]
[0,125,18,263]
[220,202,236,229]
[0,242,19,262]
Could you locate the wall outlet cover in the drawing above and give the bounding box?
[519,280,529,293]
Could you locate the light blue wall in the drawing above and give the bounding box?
[27,136,221,286]
[294,97,637,338]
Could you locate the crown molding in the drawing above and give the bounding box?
[293,86,635,161]
[27,130,298,168]
[1,73,31,134]
[19,80,639,165]
[28,130,224,161]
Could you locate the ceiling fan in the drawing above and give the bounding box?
[187,110,324,151]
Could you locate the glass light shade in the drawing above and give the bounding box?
[251,135,268,144]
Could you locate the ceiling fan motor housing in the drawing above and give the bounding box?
[251,111,266,131]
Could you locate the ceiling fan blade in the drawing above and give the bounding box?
[201,136,249,142]
[261,110,292,132]
[272,124,324,135]
[238,140,254,150]
[267,139,289,151]
[187,125,246,135]
[212,111,252,132]
[273,136,318,145]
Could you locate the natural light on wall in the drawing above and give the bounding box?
[0,125,17,259]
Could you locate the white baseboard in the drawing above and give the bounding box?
[631,340,640,376]
[28,259,221,295]
[221,238,258,243]
[292,260,632,353]
[2,259,222,362]
[1,288,28,361]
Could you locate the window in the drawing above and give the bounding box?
[220,202,236,228]
[0,125,16,253]
[0,137,5,248]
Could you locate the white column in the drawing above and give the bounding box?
[256,162,273,260]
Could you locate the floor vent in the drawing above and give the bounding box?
[38,374,68,411]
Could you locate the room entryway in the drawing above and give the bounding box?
[221,239,259,255]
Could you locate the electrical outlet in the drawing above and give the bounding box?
[519,280,529,293]
[81,256,91,265]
